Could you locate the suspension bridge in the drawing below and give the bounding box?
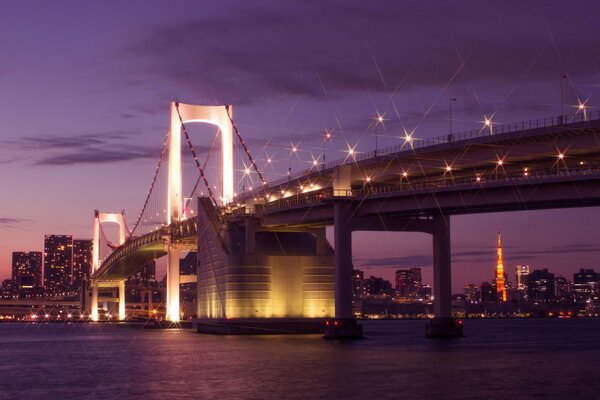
[88,101,600,338]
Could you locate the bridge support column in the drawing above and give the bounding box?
[118,280,126,321]
[91,281,99,321]
[426,214,463,338]
[325,201,363,339]
[167,247,181,322]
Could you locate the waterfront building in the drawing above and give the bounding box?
[352,269,367,298]
[395,267,422,299]
[573,268,598,301]
[554,276,570,301]
[528,268,555,302]
[72,239,93,286]
[43,235,73,291]
[11,251,43,289]
[366,276,393,296]
[464,283,479,303]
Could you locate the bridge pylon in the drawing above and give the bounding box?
[90,210,128,321]
[166,102,234,322]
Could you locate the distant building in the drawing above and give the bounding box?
[11,252,28,282]
[528,268,555,302]
[366,276,393,296]
[479,281,496,303]
[395,267,422,299]
[515,265,530,292]
[416,285,432,301]
[12,251,42,289]
[43,235,73,290]
[573,268,598,302]
[464,283,479,303]
[72,239,93,286]
[352,269,367,298]
[554,276,570,301]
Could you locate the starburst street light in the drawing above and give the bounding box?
[483,116,493,135]
[375,113,384,157]
[576,99,588,121]
[345,143,358,162]
[400,128,415,149]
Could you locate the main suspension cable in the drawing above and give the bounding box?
[225,105,267,187]
[126,129,170,241]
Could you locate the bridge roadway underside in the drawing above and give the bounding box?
[95,243,166,281]
[258,173,600,227]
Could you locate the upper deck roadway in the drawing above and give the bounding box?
[94,113,600,281]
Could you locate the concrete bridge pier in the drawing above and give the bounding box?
[166,246,181,322]
[91,281,99,321]
[426,214,463,338]
[118,280,126,321]
[325,200,363,339]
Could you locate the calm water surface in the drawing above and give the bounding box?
[0,319,599,399]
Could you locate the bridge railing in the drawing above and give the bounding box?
[260,166,600,212]
[263,111,600,190]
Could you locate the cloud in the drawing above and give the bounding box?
[1,130,175,166]
[34,146,161,166]
[0,217,28,230]
[118,1,600,106]
[355,243,600,268]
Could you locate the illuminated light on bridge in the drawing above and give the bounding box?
[576,99,589,121]
[400,128,415,149]
[482,115,494,135]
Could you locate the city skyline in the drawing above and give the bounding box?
[3,1,600,291]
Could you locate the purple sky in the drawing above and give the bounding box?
[2,1,600,291]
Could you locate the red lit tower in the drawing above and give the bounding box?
[496,230,507,302]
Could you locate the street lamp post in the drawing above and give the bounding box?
[449,97,457,141]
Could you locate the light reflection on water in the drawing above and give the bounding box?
[0,319,599,400]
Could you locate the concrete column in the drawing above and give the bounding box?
[245,218,256,255]
[313,228,327,256]
[148,289,153,318]
[333,201,354,319]
[118,280,126,321]
[167,247,181,322]
[91,281,99,321]
[432,215,452,318]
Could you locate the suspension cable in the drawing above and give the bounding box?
[126,130,170,241]
[184,127,221,212]
[225,105,267,187]
[175,102,221,211]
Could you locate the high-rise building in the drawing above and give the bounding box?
[495,231,507,302]
[11,252,28,282]
[72,239,93,286]
[12,251,43,289]
[352,269,366,298]
[515,265,530,292]
[366,276,393,296]
[480,281,496,303]
[464,283,479,303]
[395,268,422,299]
[43,234,73,290]
[573,268,598,301]
[528,268,555,302]
[555,276,570,301]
